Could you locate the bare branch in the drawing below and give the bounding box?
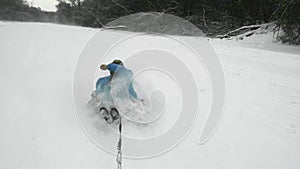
[202,5,207,28]
[112,0,132,15]
[280,0,295,20]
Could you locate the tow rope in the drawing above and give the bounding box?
[99,107,123,169]
[116,116,122,169]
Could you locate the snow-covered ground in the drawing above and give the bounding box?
[0,21,300,169]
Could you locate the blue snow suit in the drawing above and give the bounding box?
[95,63,138,99]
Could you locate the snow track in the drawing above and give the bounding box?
[0,22,300,169]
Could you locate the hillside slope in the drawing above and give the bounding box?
[0,22,300,169]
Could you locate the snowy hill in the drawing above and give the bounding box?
[0,21,300,169]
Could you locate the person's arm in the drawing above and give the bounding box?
[129,82,138,99]
[95,76,110,94]
[96,78,103,94]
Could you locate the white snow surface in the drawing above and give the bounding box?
[0,21,300,169]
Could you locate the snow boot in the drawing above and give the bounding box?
[110,108,120,124]
[99,107,113,124]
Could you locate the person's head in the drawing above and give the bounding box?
[112,59,124,66]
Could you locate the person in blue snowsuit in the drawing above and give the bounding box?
[96,59,137,98]
[96,59,137,124]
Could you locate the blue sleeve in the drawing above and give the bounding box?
[96,78,102,88]
[96,76,111,94]
[129,82,138,99]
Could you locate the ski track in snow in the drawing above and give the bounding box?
[0,21,300,169]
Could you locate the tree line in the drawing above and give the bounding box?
[55,0,299,44]
[0,0,56,22]
[0,0,298,44]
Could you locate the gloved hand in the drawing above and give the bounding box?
[100,64,107,70]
